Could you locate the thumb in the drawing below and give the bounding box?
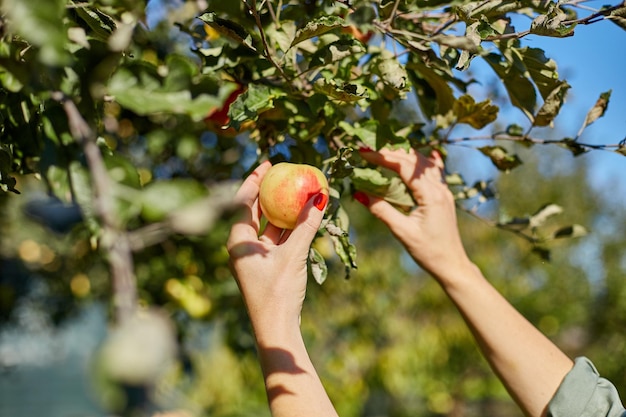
[285,192,328,254]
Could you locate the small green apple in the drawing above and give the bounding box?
[259,162,329,229]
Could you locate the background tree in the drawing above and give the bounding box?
[0,0,624,416]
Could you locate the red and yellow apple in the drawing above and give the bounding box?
[259,162,329,229]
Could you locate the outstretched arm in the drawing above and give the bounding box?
[356,147,574,417]
[227,161,338,417]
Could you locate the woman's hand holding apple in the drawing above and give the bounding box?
[227,161,338,417]
[227,161,328,338]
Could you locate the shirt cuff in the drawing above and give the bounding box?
[547,356,626,417]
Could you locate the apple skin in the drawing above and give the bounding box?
[259,162,329,229]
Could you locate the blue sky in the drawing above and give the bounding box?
[519,6,626,205]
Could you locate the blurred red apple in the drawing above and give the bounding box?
[259,163,329,229]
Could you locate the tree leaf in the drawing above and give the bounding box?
[406,62,456,118]
[478,146,523,171]
[529,203,563,229]
[309,247,328,285]
[228,84,287,129]
[313,79,368,103]
[553,224,588,239]
[534,81,570,127]
[609,5,626,31]
[374,51,409,92]
[530,4,576,37]
[351,167,415,211]
[453,95,499,129]
[290,16,346,47]
[0,144,19,194]
[308,38,365,69]
[1,0,70,66]
[73,3,116,42]
[108,67,233,121]
[484,52,537,121]
[582,90,611,130]
[520,47,561,100]
[198,12,257,52]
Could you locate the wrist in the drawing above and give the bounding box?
[250,310,303,347]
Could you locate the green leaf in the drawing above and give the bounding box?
[374,51,409,92]
[326,205,357,278]
[0,144,19,194]
[453,95,499,129]
[456,22,482,70]
[309,247,328,285]
[431,34,480,52]
[530,4,576,37]
[308,38,365,69]
[290,16,346,47]
[339,121,377,149]
[520,47,561,101]
[2,0,70,66]
[534,81,570,127]
[407,62,456,118]
[582,90,611,130]
[529,203,563,229]
[478,146,523,171]
[313,79,368,103]
[108,67,232,121]
[609,5,626,31]
[228,84,287,129]
[351,167,415,211]
[484,52,537,121]
[198,12,257,51]
[553,224,588,239]
[73,3,116,42]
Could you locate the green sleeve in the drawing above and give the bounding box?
[547,357,626,417]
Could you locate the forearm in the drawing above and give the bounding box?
[253,319,339,417]
[436,261,574,417]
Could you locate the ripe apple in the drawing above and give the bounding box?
[259,162,329,229]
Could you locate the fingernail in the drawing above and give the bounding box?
[358,146,373,153]
[314,193,329,210]
[353,191,370,206]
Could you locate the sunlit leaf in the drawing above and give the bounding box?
[529,203,563,229]
[582,90,611,130]
[530,3,576,37]
[351,167,415,211]
[534,81,570,127]
[553,224,588,239]
[478,146,523,171]
[484,52,536,121]
[309,247,328,285]
[228,84,287,129]
[453,95,499,129]
[290,16,346,47]
[609,5,626,31]
[314,79,368,103]
[374,51,409,92]
[198,12,257,51]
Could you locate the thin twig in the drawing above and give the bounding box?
[243,0,291,82]
[439,133,622,152]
